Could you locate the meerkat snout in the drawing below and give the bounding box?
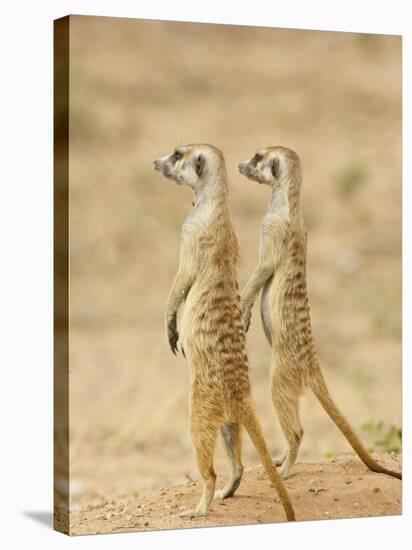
[153,152,181,183]
[238,162,248,176]
[153,157,167,175]
[238,154,268,185]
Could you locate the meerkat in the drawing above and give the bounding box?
[238,146,402,481]
[153,144,295,521]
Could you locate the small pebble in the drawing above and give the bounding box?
[373,487,380,493]
[354,502,360,509]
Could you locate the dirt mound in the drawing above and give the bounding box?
[68,453,401,535]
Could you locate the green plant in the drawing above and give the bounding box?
[336,162,367,198]
[361,421,402,454]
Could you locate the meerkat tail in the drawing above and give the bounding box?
[241,408,296,521]
[308,365,402,480]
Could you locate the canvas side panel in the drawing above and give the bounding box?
[54,15,70,536]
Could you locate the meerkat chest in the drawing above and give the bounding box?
[261,213,288,262]
[182,213,205,234]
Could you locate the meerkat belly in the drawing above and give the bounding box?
[270,269,295,342]
[178,284,200,349]
[179,280,249,388]
[178,282,219,352]
[271,265,311,361]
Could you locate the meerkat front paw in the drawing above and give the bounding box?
[166,313,179,355]
[241,305,252,332]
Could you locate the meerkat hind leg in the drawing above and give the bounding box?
[215,422,243,499]
[180,421,218,518]
[272,372,304,480]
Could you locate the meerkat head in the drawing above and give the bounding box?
[238,146,300,187]
[154,144,225,191]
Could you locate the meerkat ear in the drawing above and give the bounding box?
[271,157,281,179]
[195,154,205,178]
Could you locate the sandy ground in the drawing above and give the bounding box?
[53,16,402,534]
[66,453,401,535]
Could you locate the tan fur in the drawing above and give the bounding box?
[239,146,402,481]
[154,144,295,521]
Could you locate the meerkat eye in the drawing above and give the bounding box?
[172,150,182,162]
[252,153,262,164]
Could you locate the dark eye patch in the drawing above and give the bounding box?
[252,153,262,164]
[172,150,182,162]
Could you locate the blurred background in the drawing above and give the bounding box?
[63,16,401,511]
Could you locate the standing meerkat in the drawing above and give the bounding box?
[153,144,295,521]
[238,146,402,481]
